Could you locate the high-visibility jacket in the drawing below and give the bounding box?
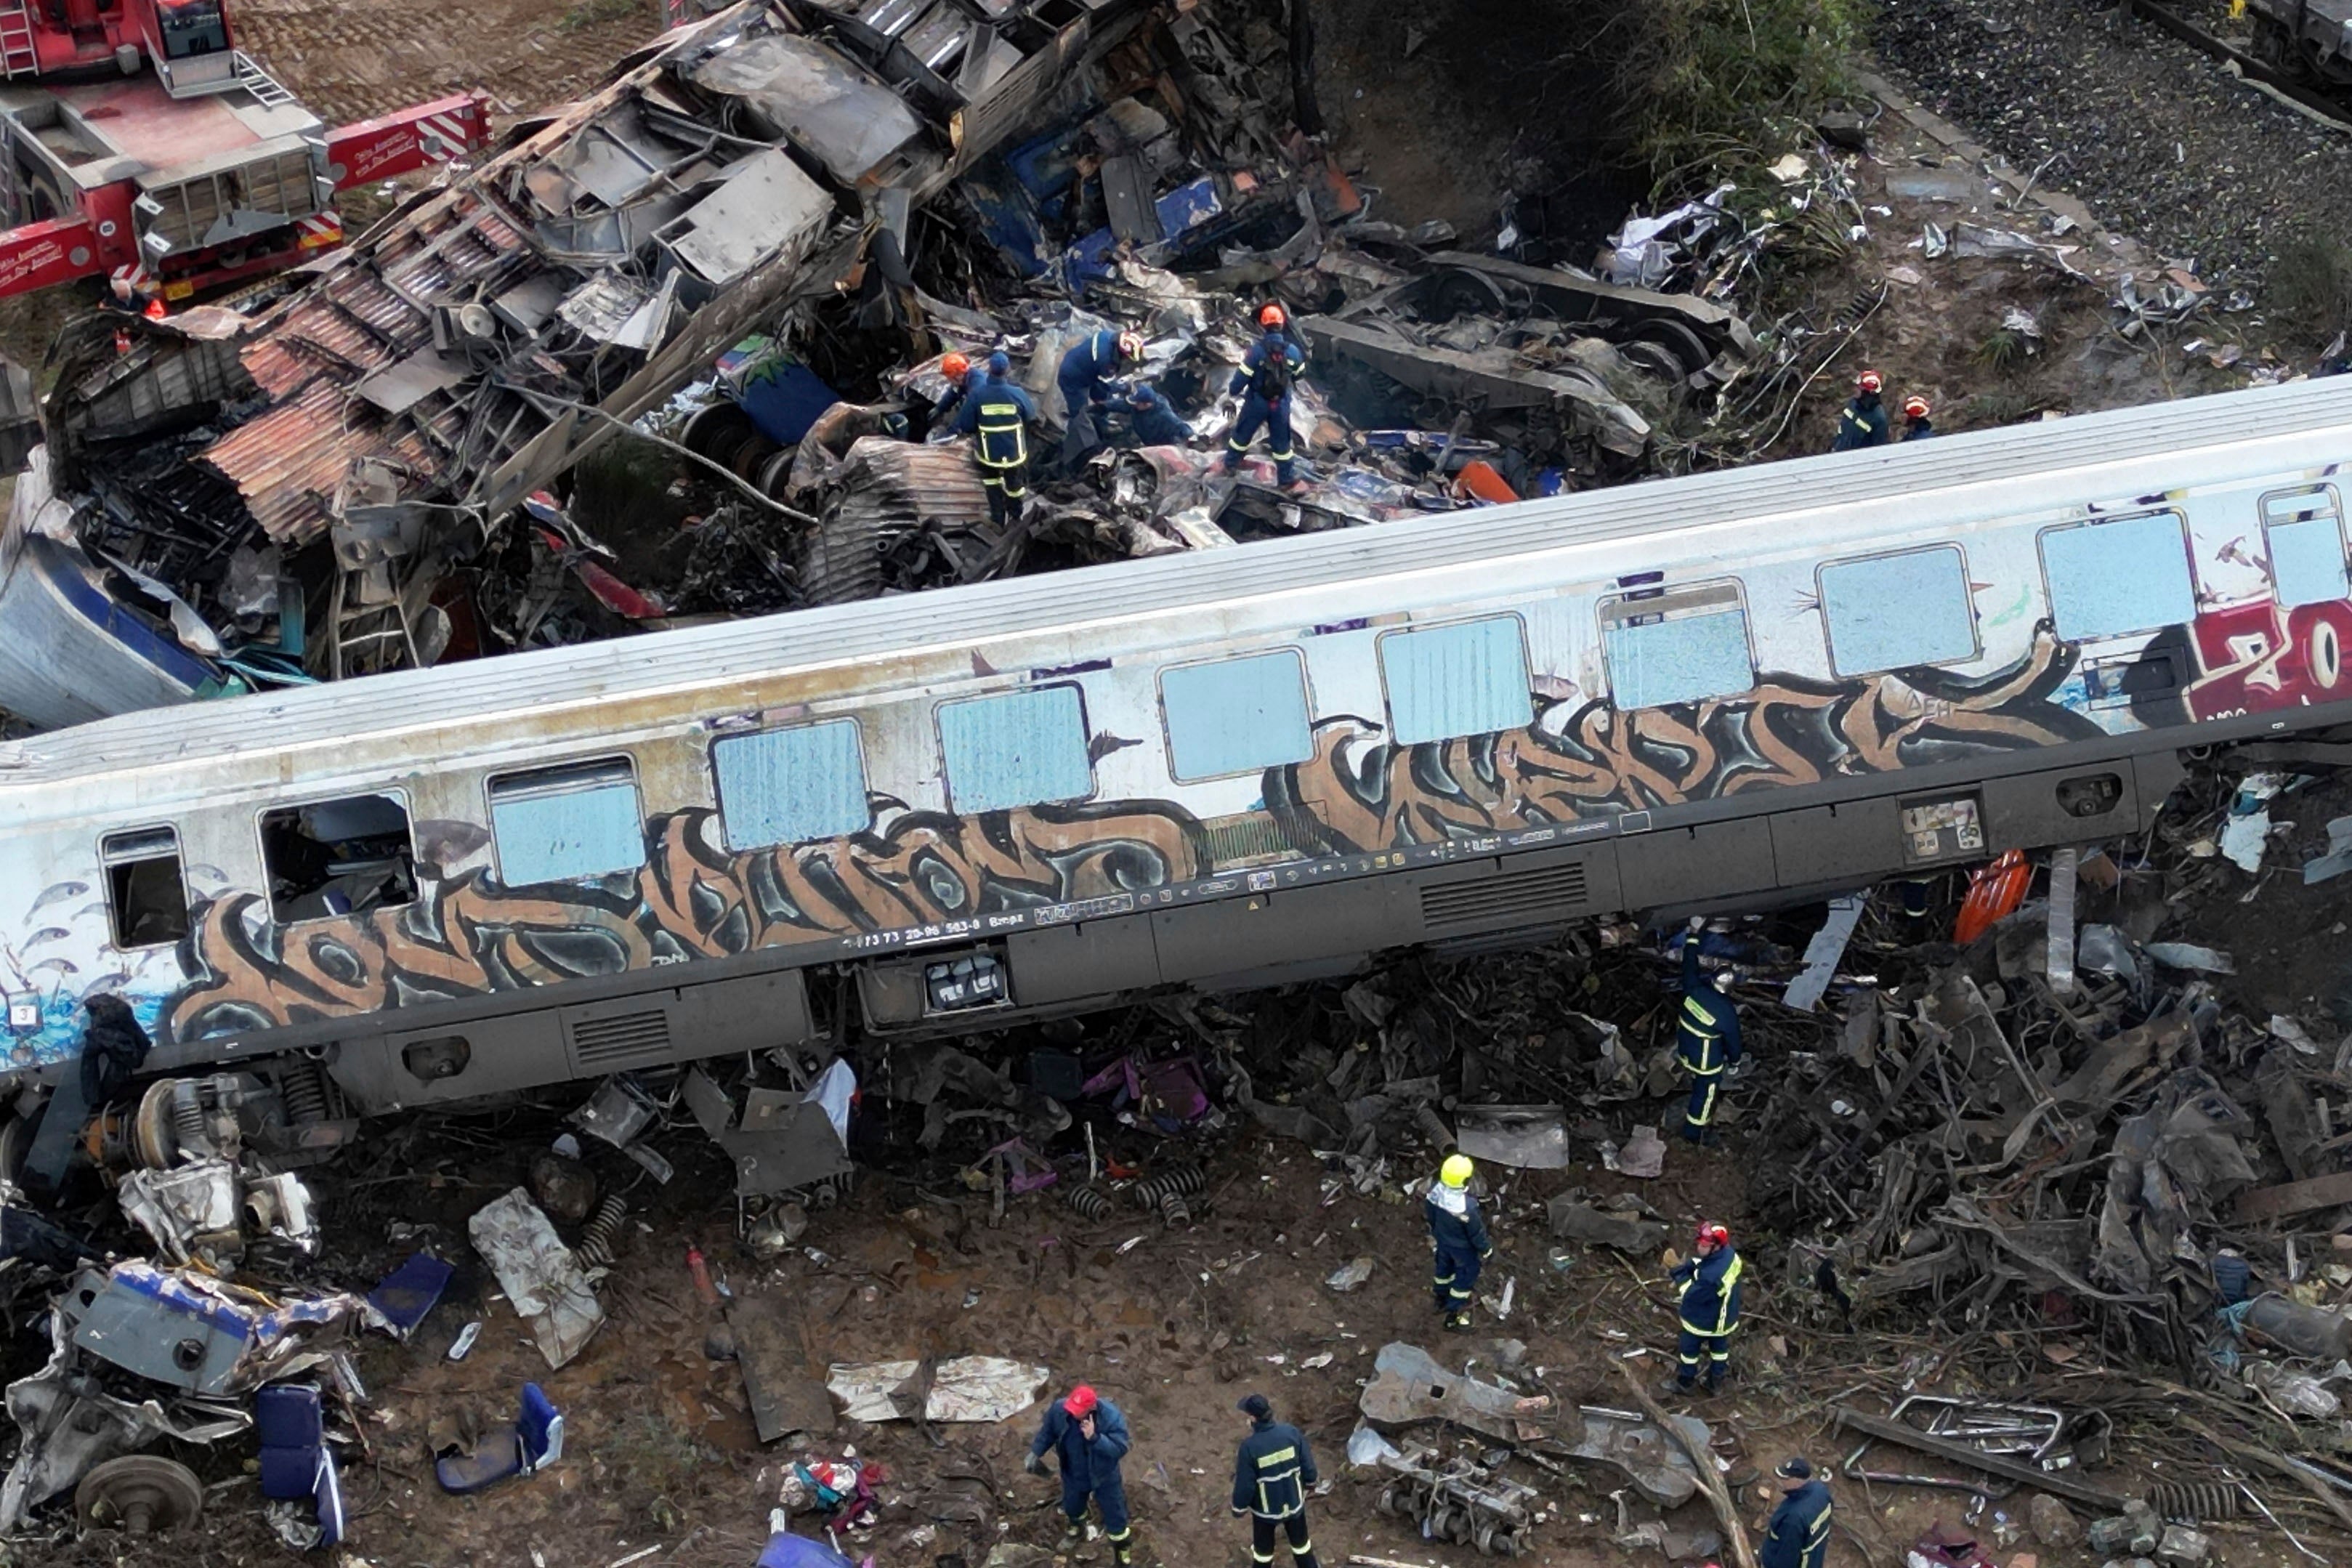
[954,374,1035,469]
[1831,394,1888,450]
[1232,1418,1317,1518]
[1673,1245,1744,1337]
[1761,1479,1832,1568]
[1673,940,1742,1075]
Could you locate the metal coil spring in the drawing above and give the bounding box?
[281,1062,331,1126]
[1065,1184,1112,1221]
[576,1195,627,1269]
[2144,1482,2238,1522]
[1157,1191,1192,1229]
[171,1083,207,1149]
[1131,1163,1205,1208]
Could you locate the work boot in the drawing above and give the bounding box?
[1444,1310,1473,1332]
[1061,1521,1085,1551]
[1655,1376,1697,1400]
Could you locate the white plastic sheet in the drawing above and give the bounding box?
[825,1355,1048,1423]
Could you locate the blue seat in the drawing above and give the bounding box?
[435,1383,562,1495]
[254,1383,344,1547]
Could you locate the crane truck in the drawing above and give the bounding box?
[0,0,491,300]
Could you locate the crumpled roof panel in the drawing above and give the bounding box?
[203,381,440,543]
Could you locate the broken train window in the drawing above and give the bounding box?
[259,793,419,925]
[102,827,191,948]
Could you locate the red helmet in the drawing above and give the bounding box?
[1903,394,1931,419]
[941,351,971,381]
[1258,303,1287,328]
[1116,330,1144,360]
[1064,1384,1099,1416]
[1697,1223,1730,1250]
[1856,369,1883,394]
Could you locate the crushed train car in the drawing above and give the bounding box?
[0,0,1150,730]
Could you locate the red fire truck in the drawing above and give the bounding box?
[0,0,490,300]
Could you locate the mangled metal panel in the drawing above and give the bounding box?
[682,33,924,185]
[1298,314,1653,456]
[658,145,833,287]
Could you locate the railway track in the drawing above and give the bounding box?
[2122,0,2352,134]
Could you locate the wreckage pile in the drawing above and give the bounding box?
[0,0,1758,732]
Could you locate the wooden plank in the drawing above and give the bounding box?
[2235,1170,2352,1223]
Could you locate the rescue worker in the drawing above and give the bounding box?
[1831,369,1890,450]
[953,352,1038,528]
[926,350,975,437]
[1425,1152,1492,1331]
[1058,328,1145,472]
[1664,1221,1744,1396]
[1232,1394,1320,1568]
[1223,303,1309,490]
[1900,394,1935,440]
[1124,382,1191,447]
[1761,1457,1833,1568]
[1673,916,1742,1144]
[1026,1383,1135,1564]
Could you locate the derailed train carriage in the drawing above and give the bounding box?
[1,375,2350,1166]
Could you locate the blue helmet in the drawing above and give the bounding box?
[987,350,1011,379]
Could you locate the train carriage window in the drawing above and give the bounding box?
[713,720,871,850]
[1378,616,1534,744]
[937,686,1094,812]
[487,759,647,884]
[1599,582,1755,710]
[1819,546,1979,675]
[102,828,190,948]
[1160,651,1314,780]
[2038,511,2195,641]
[259,793,418,924]
[2263,486,2349,609]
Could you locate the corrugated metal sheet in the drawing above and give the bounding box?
[202,380,440,543]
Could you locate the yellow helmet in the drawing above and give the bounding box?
[1439,1154,1475,1188]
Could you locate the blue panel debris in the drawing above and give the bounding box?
[1061,227,1121,288]
[957,161,1054,278]
[1154,176,1221,239]
[367,1253,456,1340]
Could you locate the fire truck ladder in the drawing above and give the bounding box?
[233,52,297,109]
[0,0,39,79]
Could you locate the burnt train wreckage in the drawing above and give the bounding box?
[0,0,1156,727]
[1,376,2351,1174]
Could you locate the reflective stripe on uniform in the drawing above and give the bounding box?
[1677,1253,1745,1335]
[976,398,1027,467]
[1686,1078,1718,1127]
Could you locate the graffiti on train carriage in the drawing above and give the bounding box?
[161,800,1208,1045]
[1269,627,2102,852]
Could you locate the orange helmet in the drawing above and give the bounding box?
[1856,369,1883,394]
[1258,303,1286,328]
[941,351,971,381]
[1903,395,1931,419]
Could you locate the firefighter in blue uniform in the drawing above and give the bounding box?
[1058,328,1144,472]
[1673,916,1742,1143]
[1761,1457,1833,1568]
[1662,1221,1744,1396]
[1026,1383,1135,1564]
[1223,303,1309,488]
[1830,369,1889,450]
[953,352,1038,527]
[929,351,975,432]
[1124,382,1191,447]
[1232,1394,1320,1568]
[1900,394,1935,440]
[1426,1153,1492,1330]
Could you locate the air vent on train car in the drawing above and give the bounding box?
[1420,862,1591,934]
[1202,811,1296,869]
[568,1009,674,1068]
